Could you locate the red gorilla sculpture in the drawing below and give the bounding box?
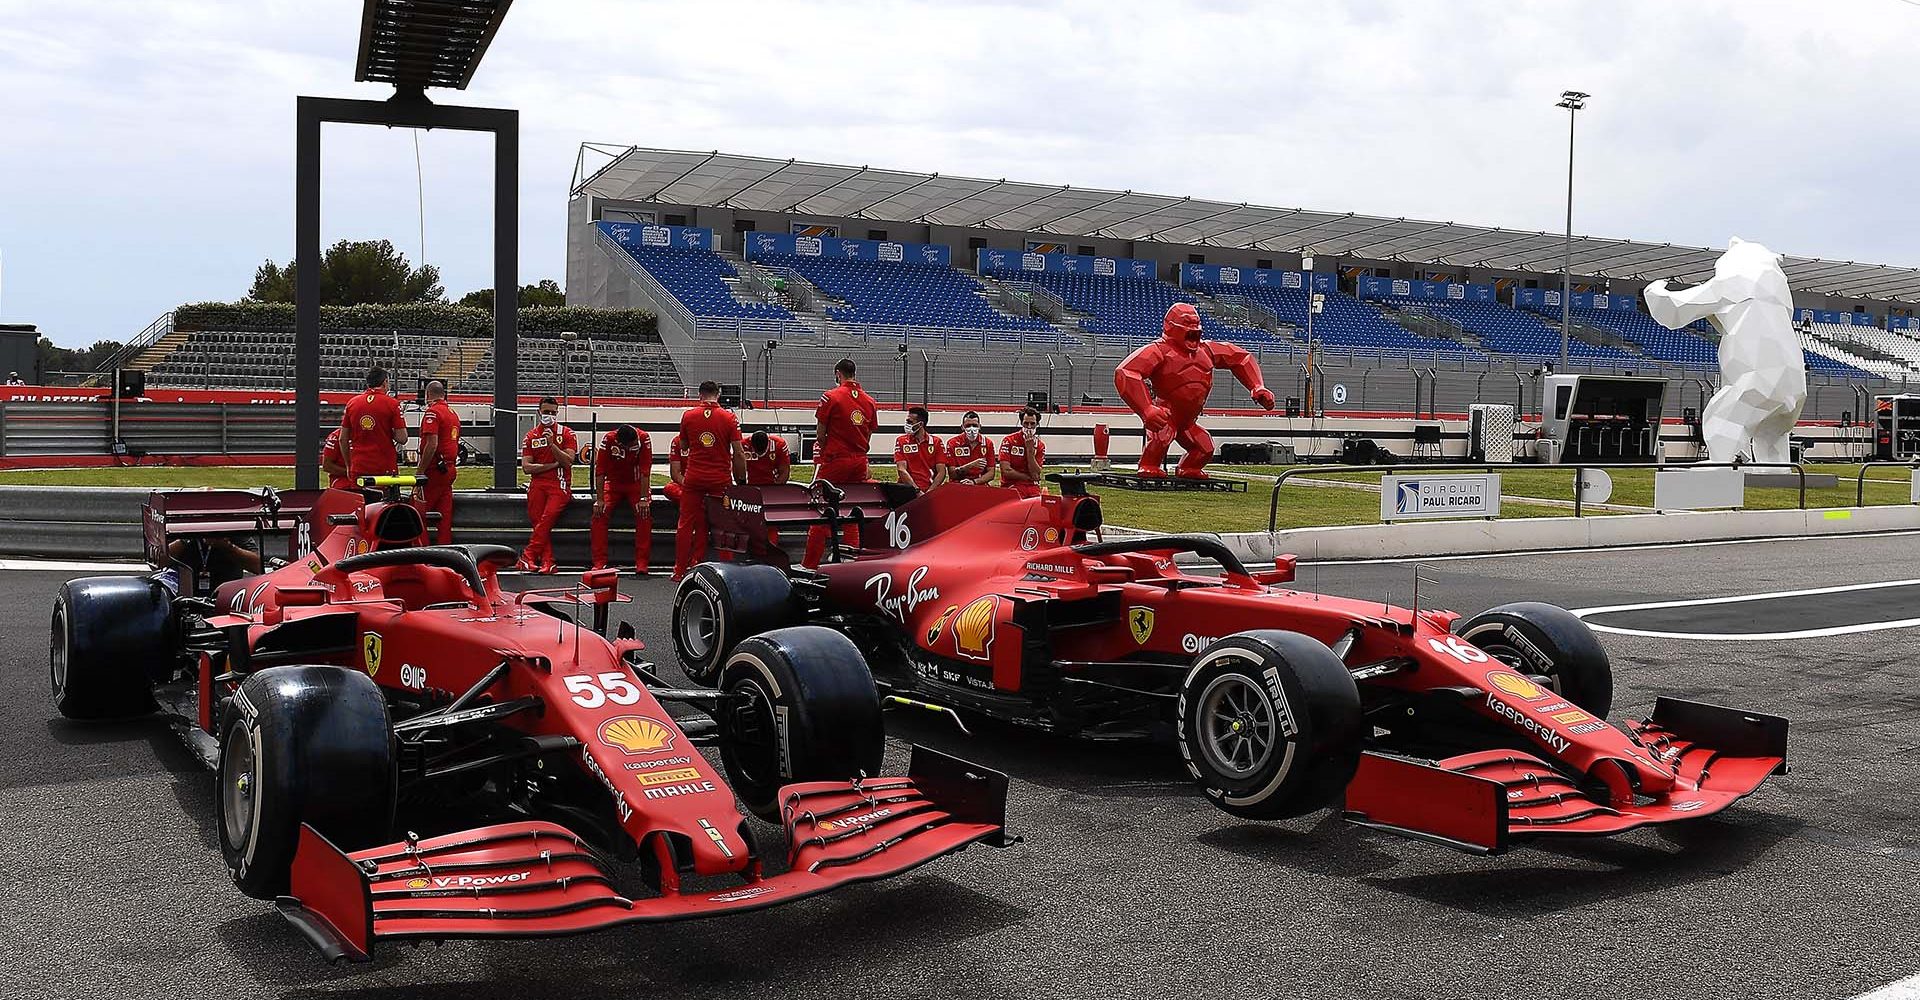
[1114,302,1275,478]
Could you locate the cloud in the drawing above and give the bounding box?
[3,0,1919,345]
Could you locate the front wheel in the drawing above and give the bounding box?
[1177,630,1363,821]
[216,665,396,898]
[1456,602,1612,716]
[716,627,884,820]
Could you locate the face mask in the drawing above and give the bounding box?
[539,414,556,426]
[964,426,979,440]
[908,422,923,436]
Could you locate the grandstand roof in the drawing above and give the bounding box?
[573,146,1920,303]
[355,0,513,91]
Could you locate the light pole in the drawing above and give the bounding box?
[1302,255,1321,413]
[1556,90,1588,370]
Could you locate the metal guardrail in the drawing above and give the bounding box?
[1264,461,1811,533]
[1855,461,1920,506]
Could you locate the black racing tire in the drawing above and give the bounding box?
[50,575,171,719]
[216,665,396,899]
[1177,630,1363,821]
[716,626,884,821]
[1456,602,1613,717]
[673,562,796,686]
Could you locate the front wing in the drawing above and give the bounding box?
[1342,697,1789,854]
[276,746,1011,961]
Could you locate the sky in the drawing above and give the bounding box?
[4,0,1919,347]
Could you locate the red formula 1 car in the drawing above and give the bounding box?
[50,479,1010,961]
[674,476,1788,855]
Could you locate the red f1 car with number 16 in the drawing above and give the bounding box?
[50,478,1011,961]
[675,474,1788,855]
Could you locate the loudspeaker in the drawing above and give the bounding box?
[115,369,145,399]
[1285,397,1302,418]
[1026,389,1051,410]
[719,383,744,408]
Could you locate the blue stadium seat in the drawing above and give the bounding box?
[759,254,1053,339]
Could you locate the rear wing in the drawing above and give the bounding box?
[142,488,328,569]
[706,482,917,568]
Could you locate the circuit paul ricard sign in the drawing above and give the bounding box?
[1380,474,1502,521]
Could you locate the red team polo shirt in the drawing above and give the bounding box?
[596,430,653,489]
[341,387,405,478]
[814,380,879,468]
[946,432,995,484]
[679,403,742,492]
[522,423,579,486]
[321,428,349,489]
[419,400,460,471]
[1001,430,1045,489]
[744,435,791,485]
[893,432,947,490]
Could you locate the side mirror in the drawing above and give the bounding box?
[1252,554,1297,586]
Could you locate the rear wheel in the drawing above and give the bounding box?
[1177,630,1362,820]
[1457,602,1612,716]
[716,627,884,820]
[673,563,795,685]
[50,576,172,719]
[216,665,396,898]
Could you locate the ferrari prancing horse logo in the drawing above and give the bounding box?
[362,632,383,677]
[1128,607,1155,645]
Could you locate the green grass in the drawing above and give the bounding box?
[0,461,1907,535]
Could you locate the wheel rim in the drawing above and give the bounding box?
[724,679,781,790]
[220,729,257,853]
[1477,640,1562,694]
[1196,666,1278,780]
[49,606,68,695]
[679,588,718,661]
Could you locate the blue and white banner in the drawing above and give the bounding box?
[1355,276,1495,303]
[1179,262,1335,293]
[978,248,1157,280]
[1796,308,1880,327]
[745,231,950,267]
[1512,287,1560,310]
[1571,291,1637,311]
[596,220,712,251]
[1891,316,1914,330]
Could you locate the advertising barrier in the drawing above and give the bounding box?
[977,248,1158,280]
[1180,263,1335,293]
[1355,277,1496,303]
[745,231,951,267]
[1380,473,1502,521]
[1797,308,1881,328]
[596,221,712,251]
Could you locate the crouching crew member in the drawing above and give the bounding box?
[744,430,792,485]
[946,410,995,486]
[893,405,948,492]
[591,423,653,573]
[519,397,576,574]
[321,428,351,490]
[804,358,878,568]
[1000,405,1047,498]
[673,382,746,581]
[416,379,460,544]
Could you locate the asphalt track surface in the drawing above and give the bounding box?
[6,533,1920,1000]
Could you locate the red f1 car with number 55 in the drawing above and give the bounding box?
[674,474,1788,855]
[50,479,1011,961]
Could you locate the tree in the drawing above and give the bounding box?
[457,279,565,310]
[247,239,444,305]
[37,337,126,380]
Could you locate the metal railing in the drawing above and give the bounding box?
[98,310,175,375]
[1264,461,1811,533]
[1855,462,1920,506]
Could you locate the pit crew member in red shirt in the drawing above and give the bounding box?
[892,405,948,492]
[673,382,746,580]
[1000,405,1047,498]
[804,358,879,568]
[415,380,460,544]
[518,397,577,574]
[338,366,408,480]
[591,423,653,573]
[946,410,996,486]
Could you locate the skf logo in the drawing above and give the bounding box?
[926,604,959,645]
[362,632,383,676]
[600,716,679,755]
[1486,669,1548,702]
[1128,607,1155,645]
[953,595,998,662]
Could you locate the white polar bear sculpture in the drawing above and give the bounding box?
[1643,237,1807,465]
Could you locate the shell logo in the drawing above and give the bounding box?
[850,410,865,425]
[599,715,679,755]
[1487,669,1547,702]
[953,595,998,663]
[358,415,375,431]
[699,431,716,448]
[406,878,429,889]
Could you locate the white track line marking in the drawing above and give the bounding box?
[0,558,148,572]
[1290,528,1920,566]
[1572,578,1920,641]
[1854,972,1920,999]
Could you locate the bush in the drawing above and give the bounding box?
[172,302,658,340]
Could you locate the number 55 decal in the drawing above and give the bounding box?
[564,672,642,708]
